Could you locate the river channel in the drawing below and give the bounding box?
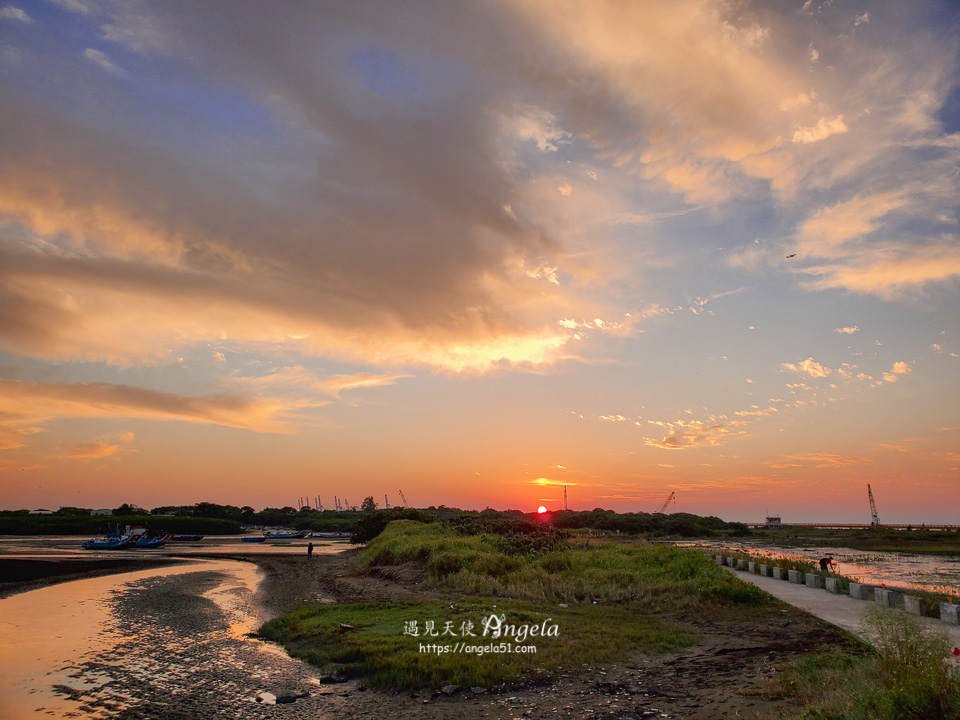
[0,554,346,719]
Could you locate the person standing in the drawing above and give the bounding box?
[307,541,314,559]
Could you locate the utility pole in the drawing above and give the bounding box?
[563,485,568,511]
[384,494,390,509]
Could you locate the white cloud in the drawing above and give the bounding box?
[792,116,848,144]
[834,326,859,334]
[0,5,31,22]
[83,48,125,76]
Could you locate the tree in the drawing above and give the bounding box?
[360,496,377,512]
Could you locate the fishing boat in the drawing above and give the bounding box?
[241,536,267,543]
[263,530,307,539]
[132,534,168,548]
[81,535,132,550]
[171,534,205,542]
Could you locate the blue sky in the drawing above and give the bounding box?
[0,0,958,521]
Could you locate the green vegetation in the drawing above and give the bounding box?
[360,521,769,607]
[261,520,773,691]
[259,599,693,690]
[777,607,960,719]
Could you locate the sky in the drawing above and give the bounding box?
[0,0,958,523]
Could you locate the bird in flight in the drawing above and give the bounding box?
[786,253,797,258]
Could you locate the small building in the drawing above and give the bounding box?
[28,508,54,515]
[91,508,113,516]
[765,515,782,529]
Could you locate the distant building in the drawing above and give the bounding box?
[765,515,782,528]
[91,508,113,516]
[28,509,53,515]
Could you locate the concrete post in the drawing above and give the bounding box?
[849,583,874,601]
[941,602,960,625]
[759,564,772,577]
[874,588,900,608]
[716,555,724,565]
[805,573,823,589]
[904,596,922,615]
[748,561,756,573]
[736,558,746,570]
[787,569,804,584]
[772,567,786,580]
[824,578,841,594]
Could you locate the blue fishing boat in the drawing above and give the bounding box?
[132,534,168,548]
[82,536,132,550]
[241,536,266,543]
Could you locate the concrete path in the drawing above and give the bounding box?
[723,566,960,646]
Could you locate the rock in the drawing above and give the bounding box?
[318,672,349,684]
[274,690,308,703]
[470,686,488,694]
[440,684,460,696]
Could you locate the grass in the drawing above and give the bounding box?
[259,598,695,690]
[776,607,960,719]
[259,520,775,690]
[360,520,771,608]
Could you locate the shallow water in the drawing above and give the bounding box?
[0,558,330,718]
[0,534,350,559]
[685,540,960,595]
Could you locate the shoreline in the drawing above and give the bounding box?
[1,547,872,718]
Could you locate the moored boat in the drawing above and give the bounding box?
[171,534,205,542]
[132,534,168,548]
[82,536,132,550]
[241,536,266,543]
[263,530,307,539]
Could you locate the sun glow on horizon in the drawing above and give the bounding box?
[537,505,547,514]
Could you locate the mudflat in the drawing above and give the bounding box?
[0,549,863,719]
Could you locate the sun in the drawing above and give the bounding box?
[537,506,547,514]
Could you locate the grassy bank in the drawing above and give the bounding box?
[776,608,960,719]
[260,599,693,690]
[360,520,769,607]
[260,520,774,690]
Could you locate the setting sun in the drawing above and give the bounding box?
[537,506,547,514]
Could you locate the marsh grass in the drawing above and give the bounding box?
[259,598,694,690]
[360,521,770,608]
[778,607,960,719]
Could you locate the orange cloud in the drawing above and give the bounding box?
[0,379,314,451]
[645,420,744,451]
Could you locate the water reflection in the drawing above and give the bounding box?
[685,540,960,595]
[0,559,310,718]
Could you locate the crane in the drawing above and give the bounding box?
[563,485,568,511]
[656,491,676,514]
[867,484,881,526]
[398,489,408,507]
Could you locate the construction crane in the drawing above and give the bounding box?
[398,489,408,507]
[563,485,568,511]
[867,484,881,526]
[656,491,676,514]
